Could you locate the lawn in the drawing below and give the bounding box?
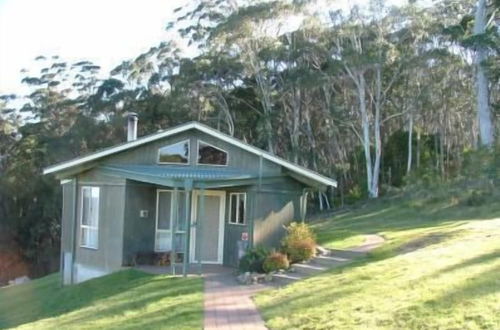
[0,269,203,329]
[255,189,500,329]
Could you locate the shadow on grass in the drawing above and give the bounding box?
[0,269,203,329]
[429,264,500,304]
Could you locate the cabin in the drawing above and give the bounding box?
[43,115,337,284]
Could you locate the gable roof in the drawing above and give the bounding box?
[43,121,337,187]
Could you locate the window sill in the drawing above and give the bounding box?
[228,222,246,226]
[80,245,98,250]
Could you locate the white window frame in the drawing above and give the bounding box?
[196,140,228,166]
[157,139,190,165]
[155,189,188,252]
[80,186,99,249]
[228,192,246,225]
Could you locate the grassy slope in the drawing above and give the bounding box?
[256,189,500,329]
[0,269,203,330]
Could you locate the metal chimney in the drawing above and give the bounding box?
[127,112,138,141]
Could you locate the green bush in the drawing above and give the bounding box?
[463,189,489,207]
[282,222,317,263]
[263,252,290,273]
[238,246,269,273]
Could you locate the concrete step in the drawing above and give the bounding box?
[291,262,328,275]
[272,272,307,285]
[313,254,350,266]
[327,249,367,259]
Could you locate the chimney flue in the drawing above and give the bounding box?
[127,112,138,141]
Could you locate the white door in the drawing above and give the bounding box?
[190,190,225,264]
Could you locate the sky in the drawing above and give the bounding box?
[0,0,408,96]
[0,0,187,95]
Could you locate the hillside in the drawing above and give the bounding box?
[256,187,500,329]
[0,269,203,329]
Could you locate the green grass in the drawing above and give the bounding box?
[0,269,203,329]
[256,190,500,329]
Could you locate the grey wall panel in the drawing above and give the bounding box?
[122,180,156,265]
[82,129,282,176]
[73,169,126,282]
[252,177,304,249]
[61,181,76,255]
[222,187,251,267]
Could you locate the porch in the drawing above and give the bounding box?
[101,165,260,276]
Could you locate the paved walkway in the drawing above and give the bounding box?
[201,234,385,330]
[204,267,268,330]
[350,234,385,252]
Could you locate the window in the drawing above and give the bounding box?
[158,140,190,164]
[197,140,228,165]
[229,193,246,225]
[155,190,188,252]
[80,186,99,249]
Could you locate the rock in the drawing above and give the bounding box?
[8,275,30,286]
[237,272,251,284]
[264,273,273,282]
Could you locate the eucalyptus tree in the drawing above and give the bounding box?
[472,0,495,146]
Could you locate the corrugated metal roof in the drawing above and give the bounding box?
[100,165,257,181]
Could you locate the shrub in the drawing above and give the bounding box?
[263,252,289,273]
[463,189,489,207]
[282,222,317,263]
[238,246,269,273]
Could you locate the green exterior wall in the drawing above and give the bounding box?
[91,129,281,176]
[60,180,76,285]
[69,169,126,283]
[58,128,319,282]
[251,178,304,249]
[122,180,156,265]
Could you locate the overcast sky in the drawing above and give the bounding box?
[0,0,188,94]
[0,0,409,96]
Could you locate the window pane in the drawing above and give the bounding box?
[230,194,237,223]
[155,231,170,251]
[90,188,99,228]
[198,141,227,165]
[81,227,89,246]
[82,188,90,226]
[177,192,187,231]
[238,195,245,224]
[158,141,189,163]
[158,192,172,230]
[89,228,98,248]
[174,233,186,252]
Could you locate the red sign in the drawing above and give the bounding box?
[241,232,249,241]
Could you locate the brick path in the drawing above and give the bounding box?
[204,267,268,330]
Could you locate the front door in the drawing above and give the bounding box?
[190,190,225,264]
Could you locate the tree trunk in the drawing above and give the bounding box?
[357,72,375,198]
[407,112,413,175]
[371,66,382,198]
[474,0,494,147]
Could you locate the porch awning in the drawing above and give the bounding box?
[99,165,262,188]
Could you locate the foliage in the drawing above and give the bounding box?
[0,0,499,280]
[263,252,290,273]
[239,246,270,273]
[281,222,317,263]
[0,269,203,329]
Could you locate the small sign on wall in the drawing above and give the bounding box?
[140,210,149,218]
[241,232,249,241]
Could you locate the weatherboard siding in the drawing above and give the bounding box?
[57,128,312,281]
[252,178,303,249]
[222,186,251,267]
[72,169,126,283]
[122,180,157,265]
[56,129,281,179]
